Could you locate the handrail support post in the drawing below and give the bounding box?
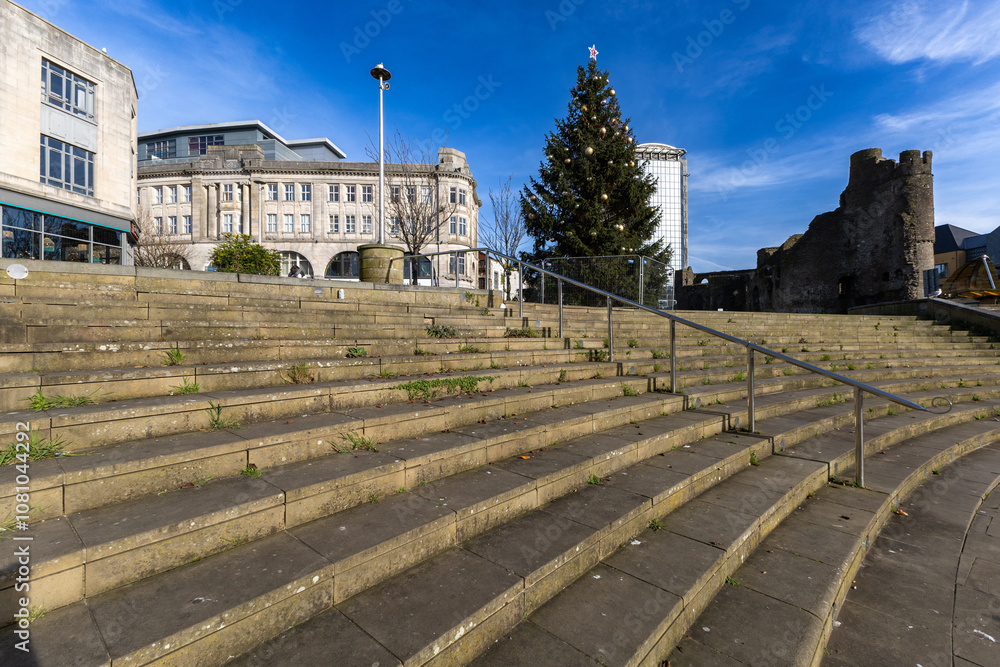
[747,346,755,431]
[855,387,865,487]
[517,261,523,318]
[607,297,614,363]
[558,279,564,339]
[669,320,676,394]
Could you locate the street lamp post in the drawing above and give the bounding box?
[370,63,391,245]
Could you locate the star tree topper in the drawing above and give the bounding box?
[588,44,598,60]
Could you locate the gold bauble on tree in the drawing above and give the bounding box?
[564,158,571,164]
[585,146,594,155]
[601,193,609,201]
[600,127,607,134]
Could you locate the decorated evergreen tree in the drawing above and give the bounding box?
[521,47,670,276]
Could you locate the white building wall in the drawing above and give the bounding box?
[0,0,137,226]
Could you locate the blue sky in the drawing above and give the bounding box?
[22,0,1000,271]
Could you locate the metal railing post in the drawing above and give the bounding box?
[607,296,614,362]
[541,266,546,305]
[558,279,564,339]
[747,346,755,431]
[669,319,676,393]
[855,387,865,487]
[517,262,523,318]
[454,252,459,288]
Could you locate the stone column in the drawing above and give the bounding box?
[358,244,404,284]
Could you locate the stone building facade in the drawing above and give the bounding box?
[678,148,935,313]
[138,121,481,285]
[0,0,138,264]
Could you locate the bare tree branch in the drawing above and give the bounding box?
[132,208,194,269]
[482,175,526,299]
[364,128,459,283]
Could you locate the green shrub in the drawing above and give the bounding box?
[209,234,280,275]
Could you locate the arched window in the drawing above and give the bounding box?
[403,254,432,282]
[326,251,359,278]
[279,251,313,277]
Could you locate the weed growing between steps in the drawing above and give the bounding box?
[0,429,71,465]
[27,388,104,411]
[240,463,261,478]
[283,362,315,384]
[504,327,539,338]
[392,375,496,401]
[426,325,458,339]
[162,343,185,366]
[205,402,241,430]
[346,347,368,358]
[332,431,379,453]
[170,379,200,395]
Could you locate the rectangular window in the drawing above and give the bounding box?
[283,214,294,233]
[449,255,466,275]
[459,189,467,205]
[390,218,400,235]
[267,213,277,232]
[188,135,223,155]
[183,215,192,234]
[222,184,234,202]
[284,184,294,201]
[362,185,373,203]
[155,217,163,233]
[329,185,339,202]
[41,59,96,121]
[168,216,178,234]
[407,186,416,203]
[267,184,278,201]
[362,215,373,234]
[301,184,311,201]
[391,186,400,202]
[449,187,457,204]
[300,214,311,233]
[329,215,339,233]
[346,185,356,202]
[146,139,175,160]
[154,187,163,204]
[345,215,356,234]
[183,185,192,203]
[222,214,234,233]
[449,216,457,234]
[458,217,467,236]
[39,135,95,196]
[425,216,435,233]
[422,187,432,204]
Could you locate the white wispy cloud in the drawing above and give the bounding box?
[855,0,1000,64]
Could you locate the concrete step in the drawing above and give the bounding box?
[670,429,1000,666]
[471,406,1000,667]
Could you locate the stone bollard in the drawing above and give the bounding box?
[358,244,404,285]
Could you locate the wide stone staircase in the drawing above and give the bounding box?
[1,261,999,666]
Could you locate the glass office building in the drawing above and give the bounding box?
[636,143,688,272]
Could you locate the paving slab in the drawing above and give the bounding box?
[604,530,723,606]
[735,545,840,617]
[87,531,331,665]
[823,599,952,667]
[530,562,683,667]
[0,600,109,667]
[227,607,401,666]
[338,548,522,665]
[471,621,601,666]
[688,583,819,666]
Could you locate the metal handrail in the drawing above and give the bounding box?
[388,247,953,486]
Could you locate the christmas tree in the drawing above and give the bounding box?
[521,47,669,273]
